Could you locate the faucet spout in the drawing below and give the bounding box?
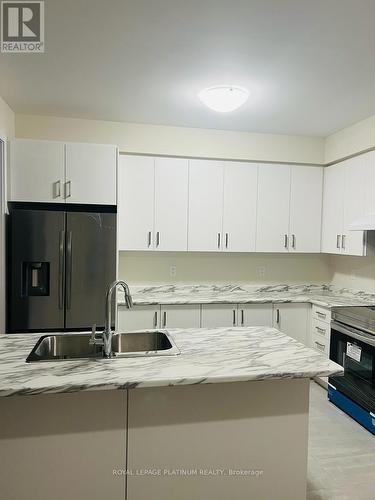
[102,280,133,357]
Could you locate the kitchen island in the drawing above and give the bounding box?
[0,327,342,500]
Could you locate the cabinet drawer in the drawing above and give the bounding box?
[311,319,330,340]
[311,333,329,356]
[312,305,331,324]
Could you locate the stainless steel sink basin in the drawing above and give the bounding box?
[26,331,180,362]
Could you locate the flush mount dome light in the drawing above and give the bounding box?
[198,85,249,112]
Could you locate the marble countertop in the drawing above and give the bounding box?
[0,327,342,397]
[119,283,375,308]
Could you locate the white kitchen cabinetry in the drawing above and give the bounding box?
[201,304,237,327]
[118,304,201,330]
[118,155,155,251]
[238,304,274,327]
[65,143,117,205]
[257,164,323,253]
[256,164,291,252]
[201,303,273,328]
[10,139,117,205]
[10,139,65,203]
[289,166,323,252]
[154,157,189,251]
[188,160,224,251]
[222,162,258,252]
[322,159,366,256]
[118,155,188,251]
[118,305,160,331]
[160,305,201,328]
[273,303,310,346]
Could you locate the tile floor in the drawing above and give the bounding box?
[308,381,375,500]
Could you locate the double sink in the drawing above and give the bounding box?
[26,331,180,362]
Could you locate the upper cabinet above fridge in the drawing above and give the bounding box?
[9,139,117,205]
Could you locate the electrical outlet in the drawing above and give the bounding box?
[257,266,266,279]
[170,265,177,278]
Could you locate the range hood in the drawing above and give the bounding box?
[349,213,375,231]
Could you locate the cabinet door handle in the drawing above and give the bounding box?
[53,180,61,199]
[291,234,296,249]
[153,311,158,328]
[64,181,71,199]
[316,326,326,336]
[284,234,288,249]
[241,309,244,326]
[162,311,167,328]
[316,311,327,320]
[276,308,280,324]
[225,233,229,249]
[315,341,325,351]
[148,231,152,248]
[233,309,236,326]
[336,234,341,249]
[156,231,160,247]
[342,234,346,250]
[217,233,221,249]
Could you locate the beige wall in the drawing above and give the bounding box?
[0,96,15,140]
[325,113,375,164]
[15,113,325,164]
[119,251,331,285]
[329,254,375,293]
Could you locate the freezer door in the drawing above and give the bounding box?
[8,209,65,331]
[65,212,116,330]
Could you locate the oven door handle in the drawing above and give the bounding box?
[331,321,375,347]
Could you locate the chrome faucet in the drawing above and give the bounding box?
[90,280,133,357]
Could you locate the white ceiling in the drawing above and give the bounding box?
[1,0,375,137]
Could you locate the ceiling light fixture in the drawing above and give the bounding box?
[198,85,249,112]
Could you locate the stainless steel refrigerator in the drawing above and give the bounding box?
[7,205,116,332]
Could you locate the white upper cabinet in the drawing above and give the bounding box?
[363,150,375,214]
[342,156,366,256]
[65,143,117,205]
[10,139,65,203]
[321,164,344,253]
[10,139,117,205]
[118,155,155,251]
[222,162,258,252]
[256,164,291,252]
[188,160,224,251]
[154,157,188,251]
[118,155,189,251]
[322,159,366,256]
[289,166,323,253]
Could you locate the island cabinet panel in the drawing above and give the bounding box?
[0,390,127,500]
[273,303,310,346]
[127,379,309,500]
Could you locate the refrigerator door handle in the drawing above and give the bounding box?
[58,230,65,310]
[66,231,73,310]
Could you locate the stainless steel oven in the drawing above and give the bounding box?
[329,306,375,434]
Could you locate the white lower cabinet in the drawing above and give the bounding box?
[238,304,274,327]
[118,305,160,331]
[201,304,237,328]
[118,305,201,330]
[160,305,201,328]
[201,303,274,328]
[273,303,310,345]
